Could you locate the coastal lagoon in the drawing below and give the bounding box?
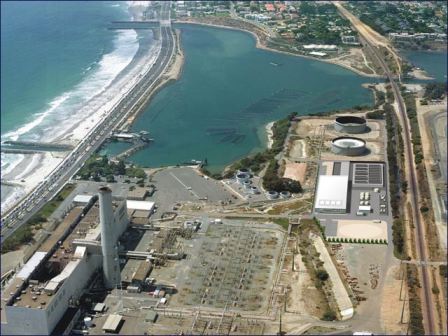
[401,50,447,81]
[104,25,375,171]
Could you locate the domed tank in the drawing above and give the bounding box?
[331,136,366,156]
[334,116,367,134]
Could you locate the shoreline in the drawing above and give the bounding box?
[1,3,161,215]
[175,19,382,79]
[265,121,274,150]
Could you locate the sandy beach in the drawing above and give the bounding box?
[1,2,161,215]
[265,121,274,149]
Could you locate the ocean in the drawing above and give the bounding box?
[1,1,142,208]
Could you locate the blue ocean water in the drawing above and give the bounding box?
[1,1,141,208]
[1,1,137,168]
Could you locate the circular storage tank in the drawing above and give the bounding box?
[266,191,279,199]
[334,116,367,134]
[236,173,250,184]
[242,180,252,189]
[280,191,291,199]
[237,168,250,175]
[249,186,260,194]
[331,136,366,156]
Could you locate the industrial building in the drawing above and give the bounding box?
[1,187,129,335]
[314,161,388,217]
[314,175,349,213]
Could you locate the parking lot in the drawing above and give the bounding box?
[148,167,236,219]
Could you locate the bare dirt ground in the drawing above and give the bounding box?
[416,98,447,252]
[283,162,307,185]
[0,250,24,276]
[335,220,388,241]
[328,47,377,76]
[288,139,307,159]
[380,264,409,334]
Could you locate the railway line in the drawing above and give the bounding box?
[335,3,436,334]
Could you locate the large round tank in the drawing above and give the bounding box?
[331,136,366,156]
[334,116,367,134]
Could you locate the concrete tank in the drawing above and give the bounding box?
[237,168,251,175]
[242,180,252,190]
[236,172,250,184]
[266,191,279,199]
[334,116,367,134]
[331,136,366,156]
[99,186,120,289]
[280,191,291,199]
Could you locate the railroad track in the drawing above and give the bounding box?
[335,3,436,334]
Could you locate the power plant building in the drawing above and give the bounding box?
[1,187,129,335]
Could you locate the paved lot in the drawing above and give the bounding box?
[149,167,235,218]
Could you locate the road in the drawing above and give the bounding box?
[335,3,436,334]
[1,1,174,241]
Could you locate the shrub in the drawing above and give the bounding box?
[316,269,329,281]
[322,310,336,321]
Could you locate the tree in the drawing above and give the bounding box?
[316,269,329,281]
[322,310,336,321]
[116,160,126,175]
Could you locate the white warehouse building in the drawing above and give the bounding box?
[314,175,349,213]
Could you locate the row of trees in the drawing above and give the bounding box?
[326,237,387,244]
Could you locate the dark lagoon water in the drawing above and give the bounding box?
[401,50,447,81]
[104,25,375,171]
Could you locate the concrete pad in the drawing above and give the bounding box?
[336,220,387,240]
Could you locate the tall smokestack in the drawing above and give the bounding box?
[99,186,120,289]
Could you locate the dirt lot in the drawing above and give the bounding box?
[283,162,307,184]
[335,220,388,241]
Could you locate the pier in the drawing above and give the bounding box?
[1,140,74,154]
[109,20,161,40]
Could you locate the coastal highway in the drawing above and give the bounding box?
[335,3,436,334]
[1,2,174,241]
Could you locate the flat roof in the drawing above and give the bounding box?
[73,194,93,203]
[314,175,348,210]
[126,200,155,211]
[103,314,122,332]
[16,251,47,280]
[132,210,150,218]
